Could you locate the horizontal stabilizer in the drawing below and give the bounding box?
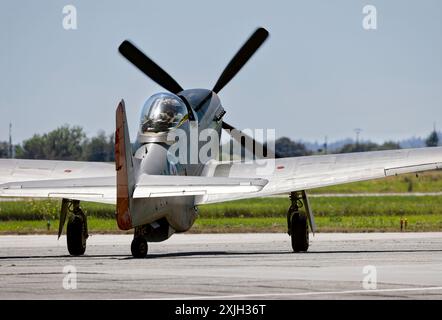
[0,174,268,202]
[133,174,268,198]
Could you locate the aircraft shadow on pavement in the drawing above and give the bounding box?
[1,249,442,260]
[0,254,129,260]
[125,248,442,260]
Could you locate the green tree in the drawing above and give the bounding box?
[44,125,85,160]
[275,137,311,157]
[425,130,439,147]
[339,141,400,153]
[18,134,47,159]
[18,125,86,160]
[14,145,24,158]
[379,141,401,150]
[82,131,115,162]
[0,141,8,158]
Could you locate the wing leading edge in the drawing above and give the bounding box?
[198,146,442,204]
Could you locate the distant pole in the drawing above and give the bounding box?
[323,136,328,154]
[354,128,362,145]
[8,122,12,159]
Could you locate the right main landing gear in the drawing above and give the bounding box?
[287,191,309,252]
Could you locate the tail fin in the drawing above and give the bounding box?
[115,100,134,230]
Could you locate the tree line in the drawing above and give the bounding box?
[273,128,439,157]
[0,125,115,162]
[0,125,439,161]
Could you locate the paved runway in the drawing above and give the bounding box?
[1,233,442,299]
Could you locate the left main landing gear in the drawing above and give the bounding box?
[65,200,88,256]
[287,191,309,252]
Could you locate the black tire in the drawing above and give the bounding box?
[67,215,87,256]
[131,237,148,258]
[291,213,309,252]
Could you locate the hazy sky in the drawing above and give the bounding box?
[1,0,441,144]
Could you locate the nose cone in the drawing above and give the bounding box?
[178,89,220,112]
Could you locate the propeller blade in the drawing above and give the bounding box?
[119,40,184,94]
[212,28,269,94]
[222,121,280,159]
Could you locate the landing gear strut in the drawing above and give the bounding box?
[65,200,88,256]
[287,191,309,252]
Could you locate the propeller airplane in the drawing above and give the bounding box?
[1,28,441,258]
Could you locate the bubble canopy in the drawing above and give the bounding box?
[139,93,188,134]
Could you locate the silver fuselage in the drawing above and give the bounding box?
[130,89,224,238]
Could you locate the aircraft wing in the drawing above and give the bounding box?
[0,159,116,203]
[0,159,115,183]
[197,147,442,204]
[0,176,116,204]
[0,159,268,203]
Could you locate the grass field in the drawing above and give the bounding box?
[1,214,440,234]
[310,170,442,194]
[1,196,441,234]
[0,170,441,234]
[1,195,442,220]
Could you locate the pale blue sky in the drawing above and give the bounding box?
[1,0,441,144]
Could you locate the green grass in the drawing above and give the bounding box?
[0,218,128,235]
[1,215,441,234]
[2,196,442,221]
[192,215,442,233]
[0,200,115,221]
[198,196,442,218]
[1,196,442,234]
[310,170,442,194]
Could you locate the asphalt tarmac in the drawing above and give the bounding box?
[1,233,442,299]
